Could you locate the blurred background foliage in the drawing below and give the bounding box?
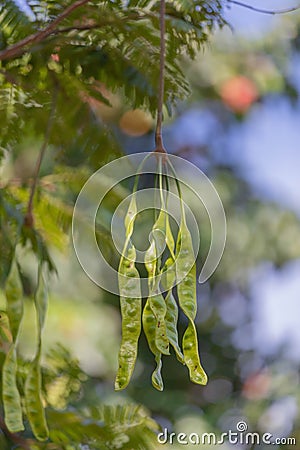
[1,0,300,449]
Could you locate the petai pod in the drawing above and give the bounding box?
[161,258,184,363]
[0,311,12,400]
[2,348,23,432]
[149,293,169,356]
[145,209,170,357]
[3,258,24,433]
[115,192,142,391]
[165,291,184,363]
[24,267,49,441]
[0,311,12,356]
[182,321,207,384]
[145,209,166,291]
[143,201,169,388]
[142,300,163,391]
[176,214,207,385]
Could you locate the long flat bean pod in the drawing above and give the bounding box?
[145,209,169,355]
[182,321,207,385]
[2,348,24,432]
[5,259,23,342]
[176,221,197,320]
[146,210,166,291]
[142,300,163,391]
[24,268,49,441]
[2,258,24,433]
[176,217,207,385]
[0,311,12,356]
[0,312,11,389]
[161,258,184,363]
[149,293,169,355]
[115,189,142,391]
[115,244,142,391]
[143,193,171,387]
[165,291,184,363]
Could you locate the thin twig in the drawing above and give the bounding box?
[0,0,90,62]
[25,89,58,227]
[228,0,300,15]
[154,0,167,154]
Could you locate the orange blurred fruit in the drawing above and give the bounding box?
[220,76,258,113]
[119,109,152,137]
[242,371,271,400]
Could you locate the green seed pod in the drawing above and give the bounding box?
[165,291,184,363]
[24,268,49,441]
[25,357,49,441]
[182,321,207,385]
[2,347,24,432]
[142,300,163,391]
[2,258,24,433]
[5,259,23,343]
[149,293,169,355]
[115,190,142,391]
[176,215,207,386]
[115,250,142,391]
[0,311,12,355]
[161,258,184,363]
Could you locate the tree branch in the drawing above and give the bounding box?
[227,0,300,15]
[0,0,90,62]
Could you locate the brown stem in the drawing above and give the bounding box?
[154,0,167,155]
[24,89,57,228]
[0,415,32,450]
[228,0,300,15]
[0,0,90,62]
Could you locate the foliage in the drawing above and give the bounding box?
[0,0,227,447]
[0,0,225,162]
[1,0,300,449]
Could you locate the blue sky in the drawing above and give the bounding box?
[224,0,300,36]
[168,2,300,362]
[224,97,300,215]
[220,3,300,362]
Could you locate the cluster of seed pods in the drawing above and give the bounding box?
[115,155,207,391]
